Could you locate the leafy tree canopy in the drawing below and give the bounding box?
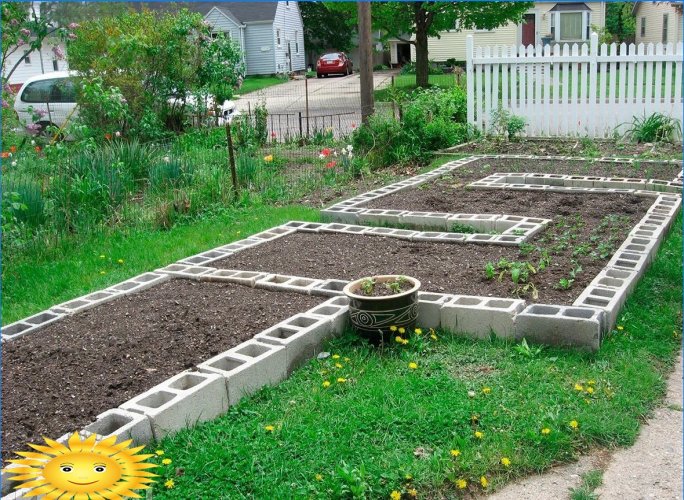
[300,1,355,56]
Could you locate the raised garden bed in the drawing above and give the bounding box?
[450,138,682,160]
[214,189,650,303]
[1,280,321,464]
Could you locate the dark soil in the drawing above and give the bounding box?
[216,190,651,304]
[452,138,682,160]
[354,277,414,297]
[2,280,320,464]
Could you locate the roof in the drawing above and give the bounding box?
[549,3,592,12]
[632,1,684,16]
[141,2,278,23]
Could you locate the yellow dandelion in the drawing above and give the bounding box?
[587,379,596,385]
[155,450,165,456]
[541,427,551,435]
[395,336,405,344]
[408,362,418,370]
[162,458,172,465]
[398,327,406,334]
[474,431,483,439]
[574,383,584,391]
[586,386,594,394]
[390,490,401,500]
[456,478,467,489]
[99,254,106,259]
[344,357,350,362]
[335,363,343,369]
[337,377,347,383]
[569,420,579,429]
[117,258,124,264]
[401,338,409,345]
[264,425,275,432]
[617,325,624,331]
[315,473,323,481]
[407,488,417,498]
[263,154,274,162]
[482,386,491,394]
[430,334,438,340]
[480,476,488,488]
[414,328,423,335]
[322,381,331,388]
[165,479,175,489]
[332,354,340,359]
[450,449,461,457]
[100,271,106,275]
[390,326,398,332]
[501,457,511,467]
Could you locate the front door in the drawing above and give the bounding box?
[522,14,536,47]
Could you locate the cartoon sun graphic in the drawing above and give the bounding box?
[3,432,158,499]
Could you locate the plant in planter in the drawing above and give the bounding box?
[343,275,421,343]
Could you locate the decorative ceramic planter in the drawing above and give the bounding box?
[343,275,421,343]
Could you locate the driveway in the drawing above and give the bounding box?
[234,71,397,139]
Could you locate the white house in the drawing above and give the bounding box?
[633,1,683,44]
[2,38,68,89]
[193,2,306,75]
[404,2,607,63]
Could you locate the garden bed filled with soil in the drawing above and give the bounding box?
[451,138,682,160]
[2,280,321,463]
[217,191,651,302]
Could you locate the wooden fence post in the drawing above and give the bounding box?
[225,121,239,198]
[466,35,475,131]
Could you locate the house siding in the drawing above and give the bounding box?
[635,2,683,44]
[204,8,244,49]
[273,1,306,72]
[244,23,276,75]
[415,1,606,62]
[2,39,68,86]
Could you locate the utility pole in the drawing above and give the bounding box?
[357,1,374,125]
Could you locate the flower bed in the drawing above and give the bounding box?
[1,280,322,464]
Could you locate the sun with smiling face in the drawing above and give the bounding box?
[3,432,157,499]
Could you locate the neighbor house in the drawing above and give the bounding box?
[633,1,683,44]
[404,2,607,63]
[2,39,68,89]
[191,2,306,75]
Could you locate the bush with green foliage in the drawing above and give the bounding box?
[623,113,682,143]
[491,107,527,141]
[399,62,443,75]
[353,86,472,169]
[66,9,244,140]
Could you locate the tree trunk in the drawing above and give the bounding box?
[414,4,429,88]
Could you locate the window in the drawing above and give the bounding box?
[559,12,582,40]
[641,17,646,37]
[23,50,31,64]
[663,14,669,43]
[285,1,290,7]
[21,78,76,103]
[276,29,281,46]
[52,59,59,71]
[294,31,299,53]
[585,11,591,39]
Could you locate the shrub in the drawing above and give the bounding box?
[623,113,682,143]
[399,62,443,75]
[491,107,527,141]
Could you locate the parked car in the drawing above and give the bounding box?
[14,72,240,135]
[316,52,353,78]
[14,71,78,134]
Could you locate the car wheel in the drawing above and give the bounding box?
[317,73,322,78]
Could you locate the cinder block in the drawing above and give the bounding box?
[416,292,453,329]
[202,269,268,287]
[157,263,216,280]
[440,295,525,339]
[2,310,64,341]
[106,272,170,294]
[254,274,322,294]
[297,222,326,232]
[448,214,500,232]
[321,222,369,235]
[358,209,407,225]
[606,250,649,278]
[81,408,154,445]
[307,301,349,336]
[399,211,451,230]
[120,371,229,440]
[311,279,350,297]
[321,207,360,224]
[256,314,334,374]
[514,304,605,352]
[198,340,287,405]
[573,284,626,329]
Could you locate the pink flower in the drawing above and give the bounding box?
[67,33,77,41]
[52,45,65,60]
[67,22,80,30]
[19,28,31,37]
[25,123,41,134]
[321,148,331,157]
[2,100,9,109]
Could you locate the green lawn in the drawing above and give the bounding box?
[145,217,682,498]
[238,75,288,95]
[375,74,462,101]
[1,204,320,324]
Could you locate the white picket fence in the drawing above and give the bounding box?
[466,33,683,138]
